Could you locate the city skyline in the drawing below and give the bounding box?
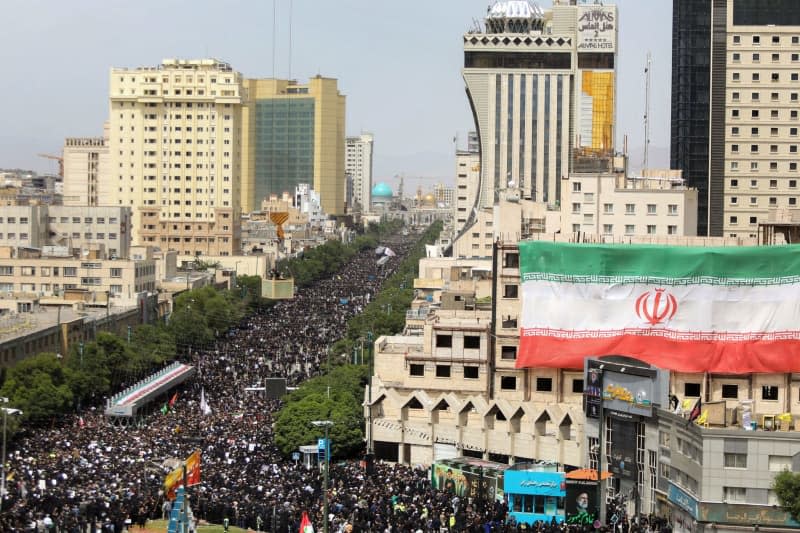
[0,0,672,192]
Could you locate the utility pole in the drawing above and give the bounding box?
[311,420,334,533]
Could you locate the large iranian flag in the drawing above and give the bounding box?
[518,241,800,374]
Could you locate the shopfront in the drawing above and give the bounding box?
[667,482,699,533]
[505,468,566,525]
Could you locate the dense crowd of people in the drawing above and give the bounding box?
[0,231,673,533]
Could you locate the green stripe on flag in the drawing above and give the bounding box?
[518,241,800,282]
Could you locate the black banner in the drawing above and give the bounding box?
[609,411,637,480]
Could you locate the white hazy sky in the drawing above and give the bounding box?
[0,0,672,191]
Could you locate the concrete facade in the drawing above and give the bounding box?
[108,58,243,256]
[346,133,374,212]
[561,171,699,238]
[62,133,110,207]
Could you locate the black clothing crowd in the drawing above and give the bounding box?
[0,234,674,533]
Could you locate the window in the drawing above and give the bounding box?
[751,144,759,153]
[684,383,701,397]
[762,385,779,400]
[773,35,780,44]
[647,204,656,214]
[536,377,553,392]
[751,161,759,171]
[770,197,778,206]
[504,253,519,268]
[572,379,584,393]
[110,268,122,278]
[63,267,76,277]
[724,453,748,469]
[464,335,480,350]
[750,216,758,225]
[464,366,479,379]
[0,266,12,276]
[501,376,517,390]
[625,224,635,235]
[668,204,678,215]
[753,53,760,62]
[409,364,425,377]
[723,487,747,503]
[751,127,760,136]
[501,346,517,360]
[722,384,739,399]
[647,225,656,235]
[668,224,678,235]
[733,73,741,82]
[603,224,613,235]
[768,455,792,472]
[572,182,581,192]
[572,202,581,214]
[733,52,741,62]
[731,144,739,153]
[733,35,741,44]
[625,203,635,214]
[753,36,761,45]
[731,179,739,187]
[503,284,518,298]
[730,216,738,225]
[732,93,740,102]
[435,334,452,348]
[603,203,613,214]
[752,73,760,82]
[770,179,778,188]
[751,92,760,102]
[792,180,798,188]
[436,365,451,378]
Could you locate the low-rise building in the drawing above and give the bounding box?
[561,170,699,238]
[0,246,155,307]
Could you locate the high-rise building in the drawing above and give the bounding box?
[345,133,374,212]
[671,0,800,237]
[108,58,243,256]
[463,0,618,208]
[670,0,712,236]
[62,129,110,207]
[240,77,346,217]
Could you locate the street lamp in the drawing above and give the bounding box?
[311,420,334,533]
[0,400,22,512]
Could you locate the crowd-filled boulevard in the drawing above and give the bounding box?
[0,232,672,533]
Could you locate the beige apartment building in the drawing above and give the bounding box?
[0,249,155,307]
[562,170,699,238]
[108,58,243,256]
[62,131,110,207]
[240,77,346,216]
[345,133,374,212]
[724,12,800,238]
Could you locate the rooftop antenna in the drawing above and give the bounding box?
[643,51,652,171]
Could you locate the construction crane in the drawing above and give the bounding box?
[37,153,64,178]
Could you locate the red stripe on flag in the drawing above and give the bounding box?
[517,334,800,373]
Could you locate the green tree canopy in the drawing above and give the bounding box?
[273,365,367,458]
[0,353,74,422]
[774,470,800,522]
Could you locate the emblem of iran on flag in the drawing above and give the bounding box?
[518,241,800,374]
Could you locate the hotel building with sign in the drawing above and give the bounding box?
[462,0,617,211]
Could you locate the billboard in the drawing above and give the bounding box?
[565,479,598,525]
[577,6,617,52]
[432,459,507,503]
